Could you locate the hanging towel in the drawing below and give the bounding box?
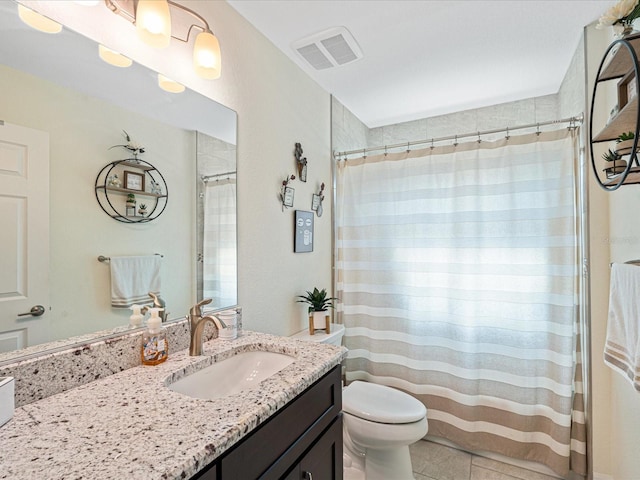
[110,255,162,308]
[604,263,640,392]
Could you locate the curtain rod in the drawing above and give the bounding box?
[333,114,583,159]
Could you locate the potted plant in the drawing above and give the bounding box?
[602,148,627,179]
[138,203,148,216]
[297,287,338,334]
[615,131,636,156]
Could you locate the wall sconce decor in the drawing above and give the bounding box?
[104,0,222,79]
[280,174,296,210]
[311,182,325,217]
[294,142,308,182]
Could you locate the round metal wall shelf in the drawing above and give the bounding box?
[95,159,168,223]
[590,34,640,191]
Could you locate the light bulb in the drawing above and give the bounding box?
[136,0,171,48]
[98,45,133,68]
[158,74,185,93]
[193,31,221,79]
[17,4,62,34]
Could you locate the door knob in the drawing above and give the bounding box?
[18,305,45,317]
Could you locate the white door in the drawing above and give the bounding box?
[0,122,50,353]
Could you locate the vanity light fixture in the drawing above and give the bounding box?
[98,44,133,68]
[157,74,185,93]
[74,1,101,5]
[135,0,171,49]
[17,4,62,34]
[105,0,222,79]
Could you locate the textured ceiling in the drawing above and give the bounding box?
[227,0,616,127]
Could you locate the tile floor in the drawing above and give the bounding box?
[409,440,560,480]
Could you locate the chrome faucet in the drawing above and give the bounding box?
[188,298,227,356]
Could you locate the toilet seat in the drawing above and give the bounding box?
[343,381,426,424]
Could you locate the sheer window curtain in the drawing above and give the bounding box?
[335,129,586,477]
[203,179,237,307]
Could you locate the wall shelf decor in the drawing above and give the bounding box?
[590,33,640,190]
[95,159,168,223]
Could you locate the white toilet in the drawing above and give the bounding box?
[291,324,428,480]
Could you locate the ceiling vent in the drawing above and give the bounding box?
[292,26,363,70]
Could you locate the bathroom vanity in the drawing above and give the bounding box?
[0,332,346,479]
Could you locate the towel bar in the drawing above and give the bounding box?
[609,259,640,267]
[98,253,163,263]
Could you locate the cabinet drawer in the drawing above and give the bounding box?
[220,365,341,480]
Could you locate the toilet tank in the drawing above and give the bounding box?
[290,323,345,346]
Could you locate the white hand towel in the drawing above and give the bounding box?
[110,255,162,308]
[605,263,640,392]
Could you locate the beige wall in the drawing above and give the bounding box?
[25,0,332,337]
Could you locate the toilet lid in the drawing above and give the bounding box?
[342,381,426,424]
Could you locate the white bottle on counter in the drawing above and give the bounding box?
[129,304,144,327]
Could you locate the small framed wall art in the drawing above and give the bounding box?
[294,210,314,253]
[124,170,145,191]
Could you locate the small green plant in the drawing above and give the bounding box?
[617,131,635,142]
[138,203,147,210]
[602,149,620,162]
[297,288,338,313]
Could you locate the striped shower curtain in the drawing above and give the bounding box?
[203,178,237,307]
[335,129,586,477]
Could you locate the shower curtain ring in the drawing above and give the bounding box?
[477,131,482,144]
[406,142,410,153]
[430,138,435,150]
[363,148,367,159]
[505,127,510,140]
[536,123,541,136]
[384,146,388,157]
[454,135,458,147]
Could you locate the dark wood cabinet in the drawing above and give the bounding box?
[283,417,342,480]
[192,366,342,480]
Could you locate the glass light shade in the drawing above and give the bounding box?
[136,0,171,49]
[17,4,62,34]
[158,74,185,93]
[74,1,100,5]
[193,31,221,79]
[98,45,133,68]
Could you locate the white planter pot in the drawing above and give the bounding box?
[308,310,330,334]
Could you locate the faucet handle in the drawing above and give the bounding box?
[190,298,213,316]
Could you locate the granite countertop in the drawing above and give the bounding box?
[0,331,347,480]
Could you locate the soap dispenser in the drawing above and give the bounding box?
[141,308,168,366]
[129,304,144,328]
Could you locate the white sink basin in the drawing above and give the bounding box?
[168,351,295,400]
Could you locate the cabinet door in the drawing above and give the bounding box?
[287,416,343,480]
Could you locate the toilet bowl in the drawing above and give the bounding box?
[342,381,428,480]
[291,323,428,479]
